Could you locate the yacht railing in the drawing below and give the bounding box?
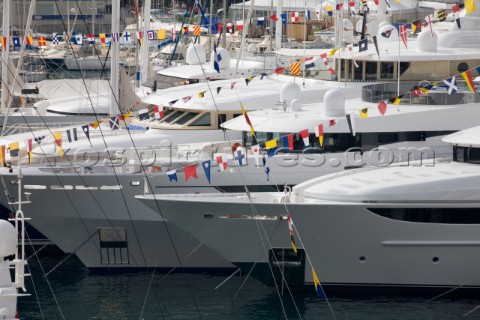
[2,122,134,136]
[362,81,480,105]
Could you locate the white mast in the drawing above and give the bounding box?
[275,0,283,50]
[141,0,152,85]
[110,0,120,115]
[1,0,11,110]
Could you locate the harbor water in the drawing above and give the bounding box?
[19,251,480,319]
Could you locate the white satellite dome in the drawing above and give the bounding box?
[0,220,16,258]
[280,82,301,103]
[377,24,399,42]
[185,44,206,65]
[323,89,345,117]
[417,30,438,52]
[210,47,230,70]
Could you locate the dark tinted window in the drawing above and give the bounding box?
[369,208,480,224]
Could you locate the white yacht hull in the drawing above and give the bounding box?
[138,194,480,289]
[0,143,449,270]
[0,172,232,270]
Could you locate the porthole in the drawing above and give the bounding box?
[457,62,469,73]
[203,213,214,219]
[359,256,366,263]
[432,257,439,263]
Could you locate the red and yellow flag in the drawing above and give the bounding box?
[462,70,476,93]
[315,124,324,147]
[99,33,106,47]
[1,36,7,49]
[53,132,64,157]
[37,36,46,47]
[89,121,101,128]
[193,25,201,36]
[290,61,301,76]
[240,103,255,136]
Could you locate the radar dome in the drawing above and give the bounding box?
[280,82,301,103]
[185,44,206,65]
[0,220,16,257]
[377,24,399,42]
[417,30,438,52]
[324,89,345,117]
[210,47,230,70]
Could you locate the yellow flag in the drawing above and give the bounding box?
[0,146,5,167]
[198,91,207,98]
[465,0,476,14]
[9,142,19,157]
[265,139,277,150]
[157,29,166,40]
[329,48,338,57]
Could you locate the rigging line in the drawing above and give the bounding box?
[23,228,65,319]
[213,268,241,291]
[44,230,98,277]
[241,196,303,317]
[231,0,257,83]
[185,45,302,318]
[63,0,113,83]
[153,242,206,283]
[428,273,480,302]
[462,304,480,318]
[139,262,158,320]
[24,229,46,319]
[0,56,146,270]
[287,210,337,320]
[52,0,152,270]
[223,97,332,318]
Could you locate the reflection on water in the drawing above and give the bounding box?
[18,253,480,319]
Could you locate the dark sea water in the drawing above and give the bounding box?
[18,252,480,320]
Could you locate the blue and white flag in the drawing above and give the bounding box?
[305,10,311,20]
[257,17,265,26]
[281,13,287,25]
[112,33,120,42]
[234,148,247,166]
[147,30,155,40]
[167,170,178,182]
[443,76,457,95]
[213,44,221,73]
[81,125,90,141]
[109,116,120,130]
[124,32,132,43]
[202,160,211,184]
[304,57,315,69]
[75,33,83,45]
[263,155,270,181]
[12,37,21,47]
[53,33,59,45]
